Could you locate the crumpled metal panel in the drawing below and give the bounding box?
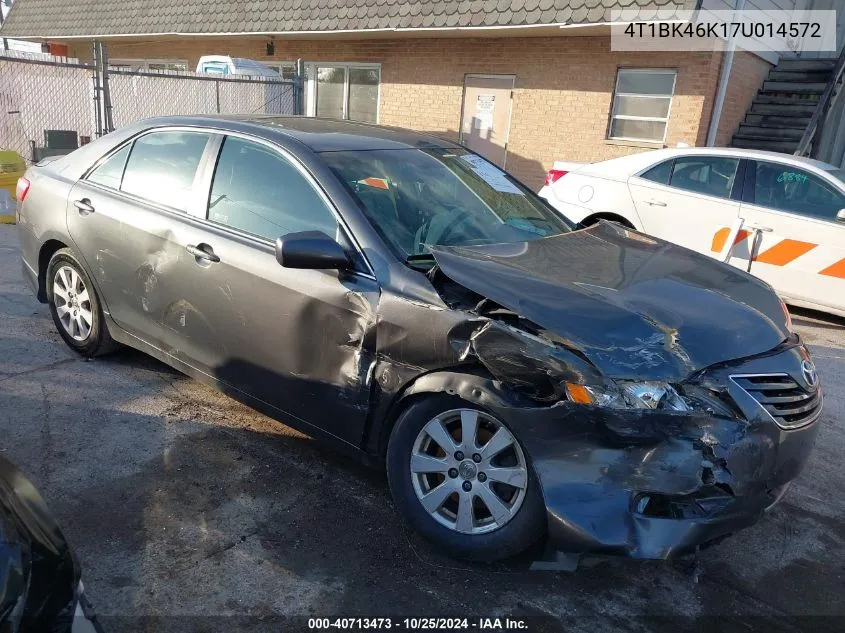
[428,223,790,382]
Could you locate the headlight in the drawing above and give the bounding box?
[565,380,690,411]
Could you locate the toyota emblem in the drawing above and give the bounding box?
[801,360,819,390]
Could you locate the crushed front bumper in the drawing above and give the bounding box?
[490,342,821,561]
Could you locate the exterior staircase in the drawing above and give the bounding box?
[730,57,840,154]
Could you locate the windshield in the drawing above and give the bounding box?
[321,147,572,259]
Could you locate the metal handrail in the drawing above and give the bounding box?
[794,45,845,157]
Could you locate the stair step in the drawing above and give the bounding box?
[737,124,805,140]
[731,135,799,153]
[752,93,821,105]
[744,113,812,127]
[767,70,834,82]
[775,58,838,72]
[762,80,827,93]
[749,102,819,117]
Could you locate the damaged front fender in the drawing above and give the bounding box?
[379,368,819,560]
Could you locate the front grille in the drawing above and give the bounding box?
[730,374,822,430]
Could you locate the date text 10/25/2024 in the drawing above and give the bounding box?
[308,618,529,630]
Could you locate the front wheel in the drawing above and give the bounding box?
[46,248,118,357]
[386,395,546,561]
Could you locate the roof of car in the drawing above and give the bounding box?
[573,145,842,180]
[642,146,840,170]
[141,115,462,153]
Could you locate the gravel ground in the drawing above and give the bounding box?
[0,224,843,632]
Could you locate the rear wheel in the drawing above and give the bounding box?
[46,249,118,357]
[387,395,545,561]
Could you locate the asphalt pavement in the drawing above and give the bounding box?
[0,224,843,632]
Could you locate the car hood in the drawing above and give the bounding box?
[428,222,790,382]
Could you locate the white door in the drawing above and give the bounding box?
[627,155,742,254]
[738,159,845,315]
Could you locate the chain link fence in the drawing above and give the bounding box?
[0,51,98,163]
[0,49,300,164]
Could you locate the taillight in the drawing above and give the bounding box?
[15,177,30,202]
[544,169,568,187]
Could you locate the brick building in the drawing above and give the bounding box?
[0,0,775,189]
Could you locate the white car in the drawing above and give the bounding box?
[539,147,845,318]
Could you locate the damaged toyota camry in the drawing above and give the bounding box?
[16,116,822,565]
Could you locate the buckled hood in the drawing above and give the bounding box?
[428,222,790,382]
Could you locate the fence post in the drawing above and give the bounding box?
[98,42,114,133]
[215,80,221,114]
[295,58,305,115]
[91,41,103,137]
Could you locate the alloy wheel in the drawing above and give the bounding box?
[53,265,93,341]
[410,408,528,535]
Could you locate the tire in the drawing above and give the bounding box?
[46,248,119,357]
[387,394,545,562]
[582,216,634,230]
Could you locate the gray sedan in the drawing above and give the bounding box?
[15,116,820,566]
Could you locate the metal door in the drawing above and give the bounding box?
[459,75,515,168]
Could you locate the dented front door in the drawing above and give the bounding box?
[159,219,380,447]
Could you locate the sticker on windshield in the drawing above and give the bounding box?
[460,154,524,195]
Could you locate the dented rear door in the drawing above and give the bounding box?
[66,129,215,346]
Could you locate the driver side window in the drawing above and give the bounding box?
[207,136,339,241]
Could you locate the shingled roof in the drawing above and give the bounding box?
[0,0,698,38]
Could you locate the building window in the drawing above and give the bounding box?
[307,63,380,123]
[110,58,189,72]
[264,62,298,81]
[608,69,676,143]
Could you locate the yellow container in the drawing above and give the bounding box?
[0,151,26,224]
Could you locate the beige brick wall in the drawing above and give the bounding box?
[69,36,732,190]
[713,48,773,147]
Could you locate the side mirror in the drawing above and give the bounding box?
[275,231,350,270]
[837,209,845,223]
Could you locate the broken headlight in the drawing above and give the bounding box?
[565,381,738,417]
[565,381,690,411]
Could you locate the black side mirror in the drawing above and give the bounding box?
[275,231,350,270]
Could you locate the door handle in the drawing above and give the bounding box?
[644,198,667,207]
[186,243,220,263]
[73,199,95,215]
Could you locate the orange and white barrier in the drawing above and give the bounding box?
[710,224,845,279]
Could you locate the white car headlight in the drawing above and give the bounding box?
[565,380,690,411]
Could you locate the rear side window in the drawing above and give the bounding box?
[669,156,739,200]
[207,136,338,240]
[752,161,845,221]
[640,159,673,185]
[87,145,131,190]
[121,131,211,211]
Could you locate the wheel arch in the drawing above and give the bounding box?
[370,366,533,462]
[37,238,70,302]
[578,213,636,229]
